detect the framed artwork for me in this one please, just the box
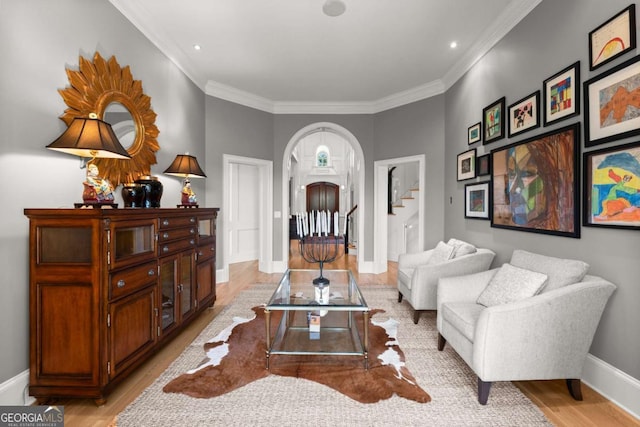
[508,91,540,137]
[584,54,640,147]
[483,97,505,144]
[490,123,580,238]
[476,154,491,176]
[468,122,481,144]
[465,181,491,220]
[457,148,477,181]
[583,140,640,230]
[589,4,636,71]
[543,61,580,126]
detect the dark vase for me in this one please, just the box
[135,176,163,208]
[121,183,145,208]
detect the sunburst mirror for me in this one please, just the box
[58,52,160,187]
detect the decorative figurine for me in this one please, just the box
[181,180,197,205]
[83,163,115,203]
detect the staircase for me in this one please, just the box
[388,183,419,261]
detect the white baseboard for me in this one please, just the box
[583,354,640,420]
[0,370,34,406]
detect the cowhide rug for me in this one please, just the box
[163,306,430,404]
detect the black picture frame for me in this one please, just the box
[483,97,505,144]
[476,154,491,176]
[589,4,636,71]
[508,91,540,137]
[457,148,477,181]
[490,123,580,238]
[583,140,640,230]
[584,54,640,147]
[543,61,580,126]
[468,122,481,144]
[465,181,491,220]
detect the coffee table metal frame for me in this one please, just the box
[264,269,370,370]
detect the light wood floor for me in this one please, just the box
[56,247,638,427]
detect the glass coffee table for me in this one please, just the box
[265,269,370,369]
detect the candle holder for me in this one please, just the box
[298,234,342,285]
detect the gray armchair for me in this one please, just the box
[397,239,495,324]
[437,250,616,405]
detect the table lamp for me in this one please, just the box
[163,153,207,207]
[46,114,131,207]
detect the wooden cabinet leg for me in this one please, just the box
[566,378,583,401]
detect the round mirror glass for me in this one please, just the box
[104,102,136,150]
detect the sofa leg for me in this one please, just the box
[398,292,403,303]
[478,379,492,405]
[566,379,583,401]
[413,310,421,324]
[437,333,446,351]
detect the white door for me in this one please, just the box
[228,162,259,263]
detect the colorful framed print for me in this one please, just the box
[476,154,491,176]
[468,122,481,144]
[457,148,477,181]
[490,123,580,238]
[465,181,491,220]
[589,4,636,71]
[584,54,640,147]
[508,91,540,137]
[483,97,505,144]
[543,61,580,126]
[583,140,640,230]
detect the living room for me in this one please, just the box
[0,0,638,425]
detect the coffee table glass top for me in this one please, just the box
[266,269,368,311]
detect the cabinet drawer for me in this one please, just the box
[159,237,196,257]
[196,244,215,262]
[110,261,157,300]
[159,216,196,230]
[158,226,197,243]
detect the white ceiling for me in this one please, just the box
[109,0,542,113]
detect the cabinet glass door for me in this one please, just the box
[180,253,194,318]
[112,220,156,269]
[159,257,177,330]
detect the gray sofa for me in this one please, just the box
[436,249,616,404]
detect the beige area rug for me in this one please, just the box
[117,284,552,426]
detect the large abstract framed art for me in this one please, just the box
[583,141,640,230]
[491,123,580,238]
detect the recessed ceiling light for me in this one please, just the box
[193,44,201,51]
[450,41,458,49]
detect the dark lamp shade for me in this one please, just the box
[46,117,131,159]
[163,154,206,178]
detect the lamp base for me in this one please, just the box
[74,202,118,209]
[177,204,199,208]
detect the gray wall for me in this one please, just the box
[444,0,640,381]
[0,0,205,384]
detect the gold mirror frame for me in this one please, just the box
[58,52,159,187]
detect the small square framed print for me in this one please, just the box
[468,122,481,144]
[465,181,490,220]
[589,5,636,71]
[543,61,580,126]
[476,153,491,176]
[508,91,540,137]
[483,97,506,144]
[457,148,477,181]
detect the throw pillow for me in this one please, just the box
[510,250,589,292]
[476,263,548,307]
[446,238,477,258]
[427,241,455,265]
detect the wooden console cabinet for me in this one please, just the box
[24,208,218,404]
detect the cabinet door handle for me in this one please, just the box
[189,228,196,234]
[117,279,126,288]
[148,269,155,276]
[190,217,196,223]
[162,246,169,253]
[163,232,169,239]
[162,219,170,226]
[189,239,195,245]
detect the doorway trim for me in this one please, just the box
[374,155,425,272]
[281,122,366,273]
[222,154,273,282]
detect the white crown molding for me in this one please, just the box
[111,0,542,115]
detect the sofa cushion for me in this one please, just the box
[441,302,485,342]
[427,241,455,265]
[510,250,589,292]
[447,238,477,258]
[476,263,548,307]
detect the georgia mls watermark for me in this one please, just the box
[0,406,64,427]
